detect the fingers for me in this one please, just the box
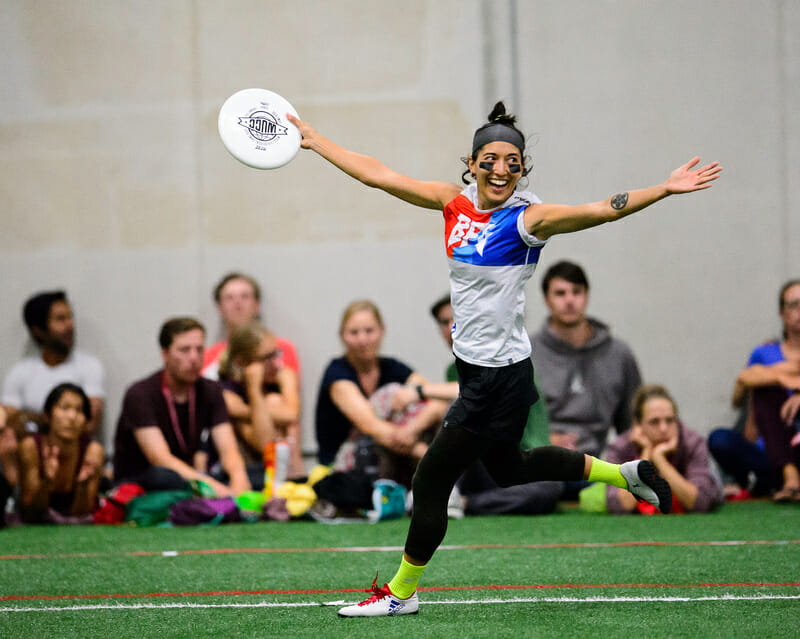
[683,157,701,170]
[781,396,800,424]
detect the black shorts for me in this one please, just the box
[443,356,538,443]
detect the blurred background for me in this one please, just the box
[1,0,798,455]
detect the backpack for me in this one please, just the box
[125,489,193,526]
[93,483,146,525]
[169,497,246,526]
[367,479,407,523]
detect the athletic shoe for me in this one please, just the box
[447,485,465,520]
[338,576,419,617]
[620,460,672,514]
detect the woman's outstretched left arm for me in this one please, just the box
[525,157,722,240]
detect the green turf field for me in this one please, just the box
[2,501,799,638]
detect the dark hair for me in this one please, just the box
[779,279,800,311]
[541,260,590,295]
[159,317,205,350]
[213,272,261,304]
[23,290,68,343]
[462,101,531,185]
[430,294,451,320]
[43,382,92,423]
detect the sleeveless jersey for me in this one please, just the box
[443,184,546,367]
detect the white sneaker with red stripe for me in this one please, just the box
[338,576,419,617]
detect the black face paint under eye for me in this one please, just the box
[478,161,522,174]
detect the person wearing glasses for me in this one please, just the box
[200,321,301,487]
[202,272,304,476]
[714,280,800,503]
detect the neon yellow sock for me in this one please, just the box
[587,457,627,489]
[387,557,427,599]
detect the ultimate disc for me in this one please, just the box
[218,88,301,169]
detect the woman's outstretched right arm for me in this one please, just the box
[287,114,460,211]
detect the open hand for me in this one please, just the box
[665,157,722,194]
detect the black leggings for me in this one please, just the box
[405,426,585,562]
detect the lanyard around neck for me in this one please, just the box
[161,372,196,456]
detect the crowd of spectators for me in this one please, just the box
[1,267,798,526]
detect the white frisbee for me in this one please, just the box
[218,88,301,170]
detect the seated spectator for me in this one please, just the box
[112,317,250,497]
[605,384,723,514]
[429,294,563,515]
[707,398,771,499]
[0,405,16,525]
[17,383,104,523]
[315,300,449,488]
[202,272,304,475]
[2,290,105,437]
[530,261,642,499]
[715,279,800,502]
[530,262,641,458]
[202,321,301,487]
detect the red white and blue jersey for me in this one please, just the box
[444,184,546,367]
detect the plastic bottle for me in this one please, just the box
[263,441,276,499]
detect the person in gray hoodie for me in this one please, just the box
[530,261,641,461]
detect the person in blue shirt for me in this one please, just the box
[713,280,800,502]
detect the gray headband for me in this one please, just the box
[471,122,525,157]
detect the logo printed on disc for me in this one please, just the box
[238,105,288,147]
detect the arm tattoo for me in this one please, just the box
[610,192,629,210]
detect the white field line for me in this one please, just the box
[3,593,800,613]
[3,539,799,562]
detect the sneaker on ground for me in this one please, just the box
[447,485,465,520]
[338,576,419,617]
[620,460,672,514]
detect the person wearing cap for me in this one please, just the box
[286,102,721,617]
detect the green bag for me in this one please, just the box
[125,490,193,526]
[578,482,607,513]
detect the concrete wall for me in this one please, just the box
[1,0,797,454]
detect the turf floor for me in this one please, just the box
[1,500,799,638]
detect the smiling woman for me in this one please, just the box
[285,101,721,617]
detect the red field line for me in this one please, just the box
[3,581,800,602]
[2,538,798,561]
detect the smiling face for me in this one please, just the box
[48,390,87,441]
[340,309,384,364]
[468,141,523,210]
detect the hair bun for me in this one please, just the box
[487,101,517,126]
